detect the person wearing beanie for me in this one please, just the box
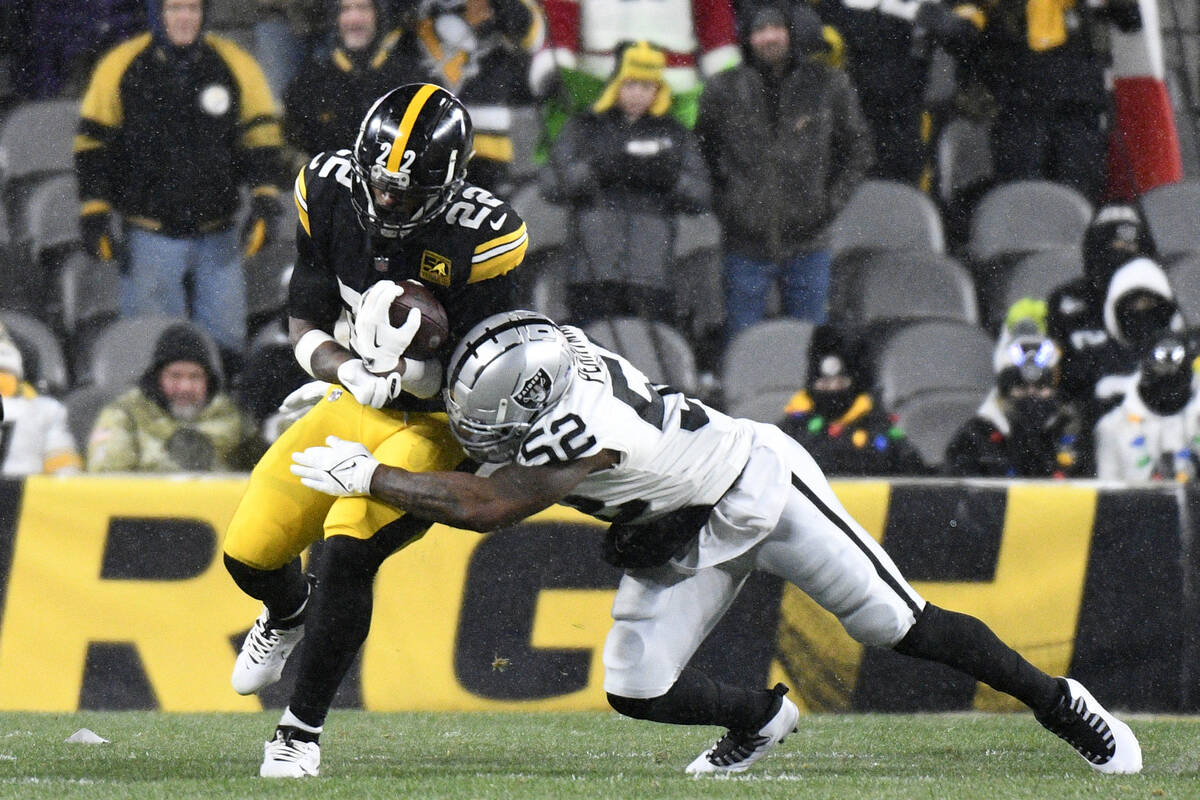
[74,0,286,360]
[0,329,82,476]
[1048,203,1160,409]
[283,0,428,164]
[86,323,256,473]
[944,329,1087,478]
[695,1,873,339]
[541,40,712,324]
[1095,333,1200,481]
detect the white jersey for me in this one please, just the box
[514,327,752,523]
[0,385,82,476]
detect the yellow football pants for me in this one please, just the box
[222,385,464,570]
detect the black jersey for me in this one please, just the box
[288,148,529,409]
[289,148,528,343]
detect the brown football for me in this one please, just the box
[389,279,450,360]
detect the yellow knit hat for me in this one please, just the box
[593,41,672,117]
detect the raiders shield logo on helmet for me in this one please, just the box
[514,368,552,410]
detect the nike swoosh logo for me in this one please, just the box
[490,213,508,231]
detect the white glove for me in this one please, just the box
[353,280,423,373]
[336,359,403,408]
[291,435,380,496]
[262,380,331,441]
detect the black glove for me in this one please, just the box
[240,191,282,258]
[80,204,127,267]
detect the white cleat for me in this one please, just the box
[1035,677,1142,774]
[260,729,320,778]
[232,607,305,695]
[685,684,800,775]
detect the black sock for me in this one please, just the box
[893,603,1062,713]
[607,667,776,731]
[224,554,308,622]
[276,725,319,744]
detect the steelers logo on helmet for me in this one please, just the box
[350,83,475,238]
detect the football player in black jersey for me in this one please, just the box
[221,83,528,777]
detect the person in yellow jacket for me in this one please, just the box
[74,0,287,364]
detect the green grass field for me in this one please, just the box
[0,710,1196,799]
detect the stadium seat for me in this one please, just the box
[726,387,797,424]
[873,319,993,408]
[985,247,1084,330]
[893,387,986,469]
[720,318,814,407]
[528,265,568,323]
[1167,254,1200,324]
[852,251,978,329]
[673,212,722,264]
[89,315,223,390]
[0,98,79,195]
[1140,179,1200,263]
[64,382,122,453]
[511,182,569,258]
[0,309,70,395]
[967,180,1093,264]
[936,117,994,208]
[58,250,120,333]
[830,179,946,256]
[583,317,699,394]
[244,240,292,335]
[22,172,80,263]
[508,105,543,186]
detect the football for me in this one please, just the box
[390,279,450,360]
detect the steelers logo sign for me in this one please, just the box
[199,84,232,116]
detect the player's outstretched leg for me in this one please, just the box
[684,684,800,775]
[1034,677,1142,774]
[225,555,310,695]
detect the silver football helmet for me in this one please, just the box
[445,311,575,463]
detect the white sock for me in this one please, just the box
[279,706,322,734]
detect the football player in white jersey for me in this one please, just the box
[291,310,1142,776]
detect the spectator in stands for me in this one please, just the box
[540,41,711,324]
[0,331,82,476]
[74,0,287,371]
[695,3,873,339]
[1091,256,1187,415]
[805,0,981,187]
[86,324,256,473]
[959,0,1142,201]
[534,0,741,129]
[944,328,1086,478]
[1095,333,1200,481]
[1048,203,1160,416]
[283,0,427,165]
[410,0,546,196]
[779,323,927,476]
[256,1,327,101]
[4,0,145,100]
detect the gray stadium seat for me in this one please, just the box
[853,251,978,328]
[673,212,721,263]
[1140,179,1200,262]
[873,319,993,408]
[23,173,80,262]
[244,240,293,331]
[726,387,797,424]
[89,315,224,390]
[0,310,70,395]
[64,382,122,453]
[528,266,568,322]
[1167,254,1200,325]
[508,105,543,185]
[936,117,994,207]
[893,388,986,469]
[720,318,814,407]
[0,98,79,192]
[968,180,1093,264]
[583,317,698,393]
[58,250,120,335]
[987,247,1084,330]
[830,179,946,257]
[511,182,568,258]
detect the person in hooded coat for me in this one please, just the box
[1095,333,1200,481]
[86,324,255,472]
[283,0,429,162]
[779,323,927,476]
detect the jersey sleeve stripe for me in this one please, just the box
[294,167,311,236]
[468,224,528,283]
[386,83,440,172]
[472,222,527,259]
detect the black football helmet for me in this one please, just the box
[351,83,474,238]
